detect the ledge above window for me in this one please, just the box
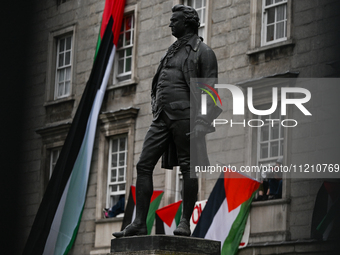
[247,39,295,56]
[107,77,139,90]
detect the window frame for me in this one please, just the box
[111,5,138,88]
[261,0,288,46]
[36,122,71,195]
[49,147,61,179]
[248,0,292,53]
[46,25,76,102]
[106,135,128,209]
[55,34,73,100]
[257,104,285,168]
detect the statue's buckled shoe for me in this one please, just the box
[173,219,191,236]
[112,222,147,238]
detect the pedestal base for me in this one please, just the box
[111,235,220,255]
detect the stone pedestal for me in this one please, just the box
[110,235,221,255]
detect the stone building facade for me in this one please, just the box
[8,0,340,254]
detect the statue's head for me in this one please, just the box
[170,5,200,38]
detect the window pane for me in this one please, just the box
[196,0,202,9]
[52,150,59,163]
[202,8,206,24]
[65,52,71,65]
[261,125,269,141]
[58,53,64,67]
[66,36,72,50]
[118,34,123,48]
[267,24,274,42]
[118,168,125,181]
[111,185,117,192]
[126,16,132,30]
[65,81,70,95]
[271,108,279,119]
[275,0,284,3]
[277,5,285,21]
[118,50,124,59]
[59,38,65,52]
[266,0,273,6]
[276,22,285,39]
[125,31,131,46]
[126,47,132,57]
[120,20,124,32]
[58,83,64,97]
[267,8,275,24]
[66,67,71,80]
[112,154,117,167]
[112,139,118,152]
[197,9,202,21]
[118,184,125,191]
[126,57,131,72]
[270,141,279,157]
[119,138,126,150]
[118,59,124,74]
[111,170,117,182]
[271,123,279,139]
[198,27,204,38]
[119,153,125,166]
[260,144,269,159]
[58,69,64,82]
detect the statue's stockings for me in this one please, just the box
[133,168,198,226]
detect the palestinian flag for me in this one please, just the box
[22,1,126,254]
[155,200,182,235]
[311,181,340,240]
[192,170,260,255]
[121,186,164,235]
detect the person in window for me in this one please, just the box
[267,158,283,199]
[113,5,221,238]
[254,169,269,201]
[103,195,125,218]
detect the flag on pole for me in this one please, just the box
[155,200,182,235]
[121,185,164,235]
[23,1,126,254]
[192,170,260,255]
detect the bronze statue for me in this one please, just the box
[113,4,220,238]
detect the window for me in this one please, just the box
[49,148,61,179]
[262,0,287,46]
[113,11,136,85]
[107,136,127,207]
[248,0,292,54]
[186,0,207,39]
[55,35,73,99]
[46,26,75,102]
[257,105,284,166]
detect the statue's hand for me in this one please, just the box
[192,123,210,138]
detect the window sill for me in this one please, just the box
[95,216,124,224]
[246,39,295,56]
[108,78,139,90]
[44,96,75,107]
[251,198,290,207]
